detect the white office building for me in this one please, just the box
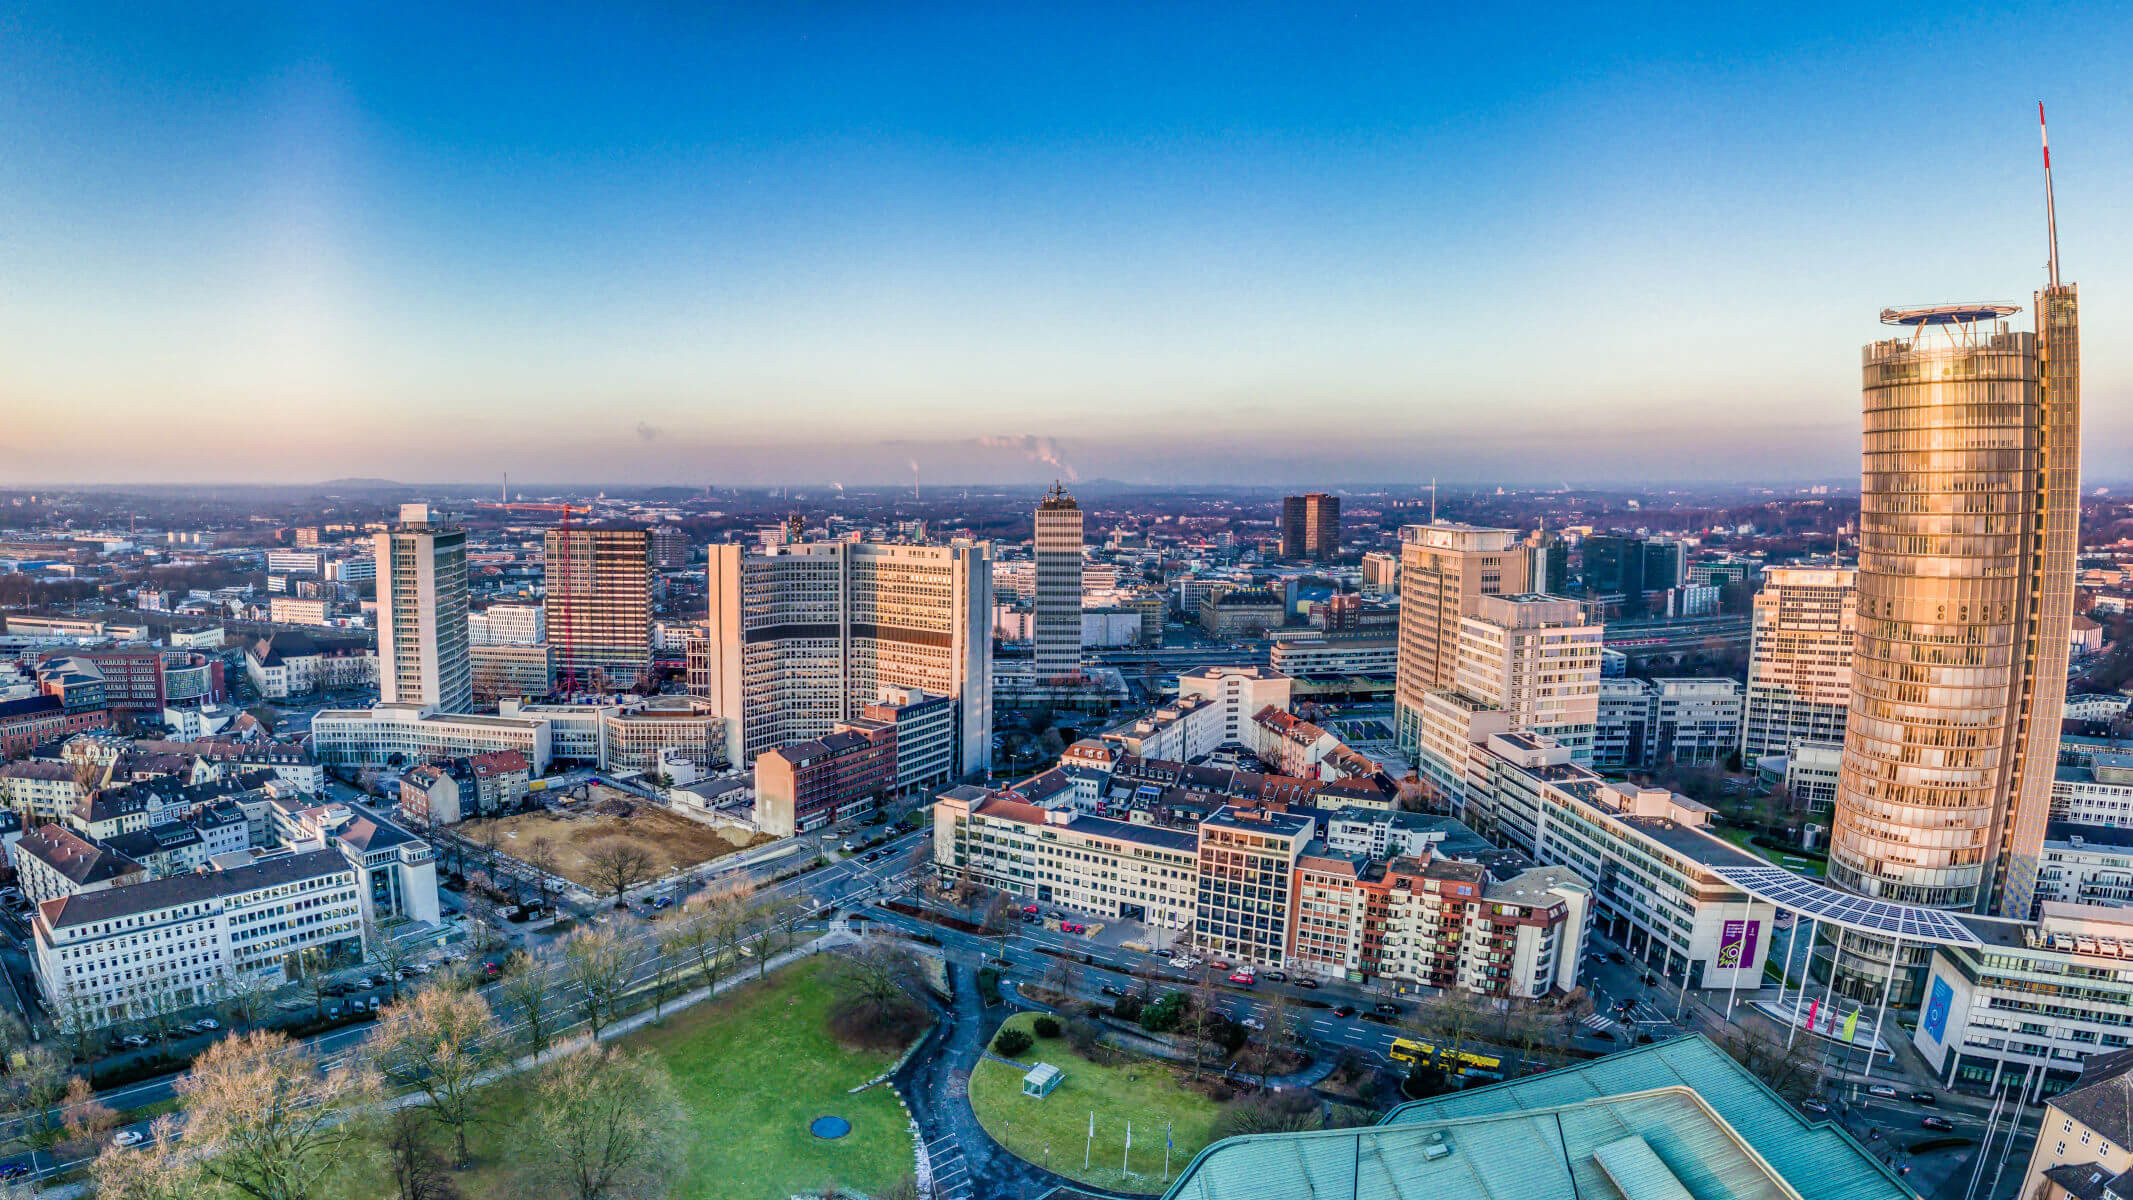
[33,850,364,1024]
[375,505,472,714]
[1033,484,1084,679]
[692,539,993,776]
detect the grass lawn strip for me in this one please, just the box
[292,954,913,1200]
[967,1012,1222,1195]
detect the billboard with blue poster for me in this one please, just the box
[1923,975,1953,1043]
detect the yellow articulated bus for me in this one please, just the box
[1389,1038,1503,1078]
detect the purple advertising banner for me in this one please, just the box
[1716,919,1760,970]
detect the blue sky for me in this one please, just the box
[3,2,2130,486]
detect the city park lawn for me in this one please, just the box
[299,955,917,1200]
[968,1011,1224,1195]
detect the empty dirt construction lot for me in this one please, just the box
[464,799,768,888]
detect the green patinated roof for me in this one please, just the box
[1160,1036,1916,1200]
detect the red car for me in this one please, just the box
[1228,971,1255,986]
[1022,904,1039,914]
[1061,922,1083,934]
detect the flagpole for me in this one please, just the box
[1085,1111,1093,1171]
[1166,1119,1173,1179]
[1123,1119,1132,1177]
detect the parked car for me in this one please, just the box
[1372,1001,1402,1016]
[1868,1084,1898,1099]
[1262,970,1288,982]
[1921,1116,1955,1132]
[1607,951,1626,964]
[1228,971,1255,985]
[1293,977,1320,989]
[1022,905,1040,915]
[1801,1098,1830,1115]
[1241,1016,1264,1030]
[0,1161,31,1180]
[119,1035,149,1048]
[1333,1005,1357,1018]
[111,1130,145,1149]
[648,896,674,911]
[1100,984,1127,997]
[196,1018,221,1031]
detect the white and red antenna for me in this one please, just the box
[2040,101,2061,288]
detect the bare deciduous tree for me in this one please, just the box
[1715,1023,1822,1102]
[382,1107,463,1200]
[366,921,419,1004]
[58,1075,118,1160]
[583,838,657,908]
[523,837,561,910]
[511,1041,684,1200]
[562,927,635,1041]
[214,970,276,1033]
[500,950,563,1057]
[87,1114,199,1200]
[2,1048,72,1154]
[367,987,503,1166]
[175,1030,382,1200]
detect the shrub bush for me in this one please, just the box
[1066,1017,1104,1056]
[993,1028,1034,1057]
[1032,1016,1062,1039]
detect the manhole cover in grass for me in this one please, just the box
[810,1116,852,1140]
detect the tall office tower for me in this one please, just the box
[1525,529,1570,594]
[647,524,691,569]
[543,527,652,691]
[694,540,993,775]
[375,504,471,714]
[1360,551,1401,597]
[1033,483,1084,680]
[1641,540,1686,592]
[1739,566,1856,764]
[1449,593,1604,760]
[1280,493,1341,561]
[785,513,805,544]
[1828,291,2080,926]
[1392,523,1532,753]
[1580,534,1644,600]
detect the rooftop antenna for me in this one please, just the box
[2040,101,2061,288]
[502,472,508,504]
[1430,477,1437,523]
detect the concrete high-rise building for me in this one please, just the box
[466,604,545,647]
[1280,494,1340,561]
[1033,483,1083,680]
[544,528,651,692]
[648,524,691,570]
[692,540,992,776]
[1360,551,1400,597]
[375,504,471,714]
[1450,594,1604,761]
[1740,566,1856,764]
[1393,523,1531,754]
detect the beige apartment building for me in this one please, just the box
[1393,523,1531,756]
[1740,566,1855,763]
[543,527,651,691]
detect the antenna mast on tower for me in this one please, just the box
[2040,101,2061,288]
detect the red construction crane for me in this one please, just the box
[476,502,593,695]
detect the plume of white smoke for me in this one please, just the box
[829,481,845,492]
[977,435,1078,482]
[907,459,921,476]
